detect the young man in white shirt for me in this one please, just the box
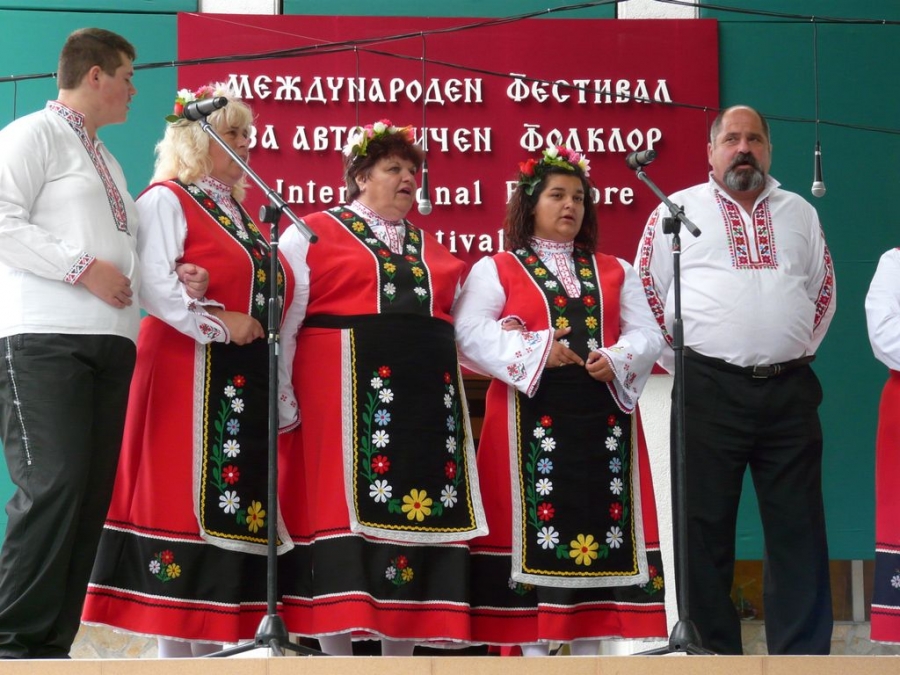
[0,27,140,659]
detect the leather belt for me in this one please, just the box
[684,347,815,379]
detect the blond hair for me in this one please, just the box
[151,96,253,202]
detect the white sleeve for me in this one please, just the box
[597,259,667,412]
[453,256,553,397]
[277,223,312,430]
[866,249,900,370]
[135,186,228,343]
[0,120,88,280]
[805,207,837,353]
[635,203,676,373]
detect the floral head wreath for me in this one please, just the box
[516,146,591,196]
[165,82,238,124]
[342,119,417,163]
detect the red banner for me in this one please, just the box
[177,14,718,266]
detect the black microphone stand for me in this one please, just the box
[194,112,322,658]
[630,162,713,656]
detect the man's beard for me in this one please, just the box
[724,152,765,192]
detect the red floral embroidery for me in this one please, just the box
[537,502,555,521]
[222,465,240,484]
[372,455,391,474]
[609,502,623,521]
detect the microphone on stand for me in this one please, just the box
[811,140,826,198]
[625,149,657,171]
[417,159,433,215]
[183,96,229,121]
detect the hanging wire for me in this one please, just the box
[813,18,821,146]
[2,2,899,135]
[353,46,360,129]
[420,33,427,154]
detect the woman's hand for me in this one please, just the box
[546,327,584,369]
[586,350,615,382]
[207,308,264,345]
[176,263,210,299]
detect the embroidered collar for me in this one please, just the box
[707,172,780,212]
[47,100,85,130]
[197,175,235,204]
[195,175,245,230]
[529,236,575,259]
[350,200,405,228]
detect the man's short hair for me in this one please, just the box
[57,28,136,90]
[709,105,771,145]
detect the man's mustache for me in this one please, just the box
[729,152,761,172]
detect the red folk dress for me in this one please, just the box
[82,180,294,643]
[276,206,486,643]
[456,245,668,645]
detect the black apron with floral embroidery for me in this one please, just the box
[302,208,485,543]
[508,245,645,587]
[173,180,291,554]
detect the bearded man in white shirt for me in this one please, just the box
[0,28,142,659]
[636,105,836,655]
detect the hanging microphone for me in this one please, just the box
[183,96,229,121]
[417,159,433,215]
[811,140,826,198]
[625,149,657,171]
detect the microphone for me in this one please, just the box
[625,149,657,171]
[183,96,228,121]
[417,159,433,215]
[811,141,826,198]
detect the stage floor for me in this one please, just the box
[3,655,900,675]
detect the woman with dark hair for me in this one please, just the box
[454,147,668,654]
[276,120,486,655]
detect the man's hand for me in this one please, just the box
[78,258,133,308]
[176,263,210,300]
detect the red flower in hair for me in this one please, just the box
[518,158,538,177]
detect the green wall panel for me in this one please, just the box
[713,7,900,559]
[0,1,194,11]
[701,0,898,22]
[284,0,616,18]
[0,9,179,535]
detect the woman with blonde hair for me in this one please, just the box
[82,83,294,656]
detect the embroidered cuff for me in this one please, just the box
[64,253,95,285]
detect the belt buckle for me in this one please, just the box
[751,364,780,378]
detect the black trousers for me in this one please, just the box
[682,356,833,655]
[0,334,135,658]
